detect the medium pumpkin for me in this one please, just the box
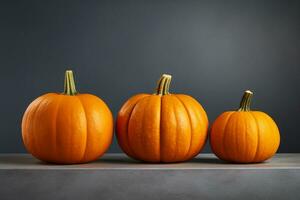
[116,74,209,163]
[210,90,280,163]
[22,70,113,164]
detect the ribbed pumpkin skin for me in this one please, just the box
[210,111,280,163]
[116,93,209,163]
[22,93,113,164]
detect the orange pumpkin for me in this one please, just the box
[116,74,209,163]
[22,70,113,164]
[210,90,280,163]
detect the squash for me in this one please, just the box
[21,70,113,164]
[210,90,280,163]
[116,74,209,163]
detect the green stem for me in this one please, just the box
[156,74,172,95]
[238,90,253,111]
[63,70,78,95]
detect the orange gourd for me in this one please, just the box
[116,74,209,163]
[22,70,113,164]
[210,90,280,163]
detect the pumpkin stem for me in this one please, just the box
[156,74,172,95]
[63,70,78,95]
[238,90,253,111]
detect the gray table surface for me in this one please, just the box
[0,153,299,169]
[0,153,300,200]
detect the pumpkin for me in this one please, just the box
[210,90,280,163]
[22,70,113,164]
[116,74,209,163]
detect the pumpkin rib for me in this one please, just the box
[178,94,208,159]
[267,113,280,159]
[57,96,88,163]
[264,113,280,159]
[140,97,150,160]
[250,112,260,162]
[222,112,235,161]
[190,97,208,159]
[159,95,162,161]
[242,113,248,162]
[235,113,246,162]
[170,96,179,162]
[257,113,271,162]
[160,95,177,162]
[22,96,45,159]
[31,95,52,161]
[141,95,161,162]
[260,113,274,160]
[174,95,193,161]
[128,96,149,160]
[234,113,247,162]
[53,96,66,163]
[52,94,63,162]
[78,94,114,163]
[233,114,240,161]
[253,112,276,162]
[124,96,149,160]
[147,95,161,161]
[34,93,59,161]
[226,113,237,161]
[46,94,65,162]
[172,97,179,161]
[116,94,148,159]
[139,97,150,160]
[244,112,257,163]
[270,114,280,150]
[77,96,89,162]
[171,95,191,162]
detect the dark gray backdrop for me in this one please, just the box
[0,0,299,153]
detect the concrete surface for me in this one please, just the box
[0,153,299,200]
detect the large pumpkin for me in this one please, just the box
[22,70,113,164]
[116,74,209,163]
[210,90,280,163]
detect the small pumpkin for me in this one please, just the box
[210,90,280,163]
[116,74,209,163]
[22,70,113,164]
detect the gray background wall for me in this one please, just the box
[0,0,299,153]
